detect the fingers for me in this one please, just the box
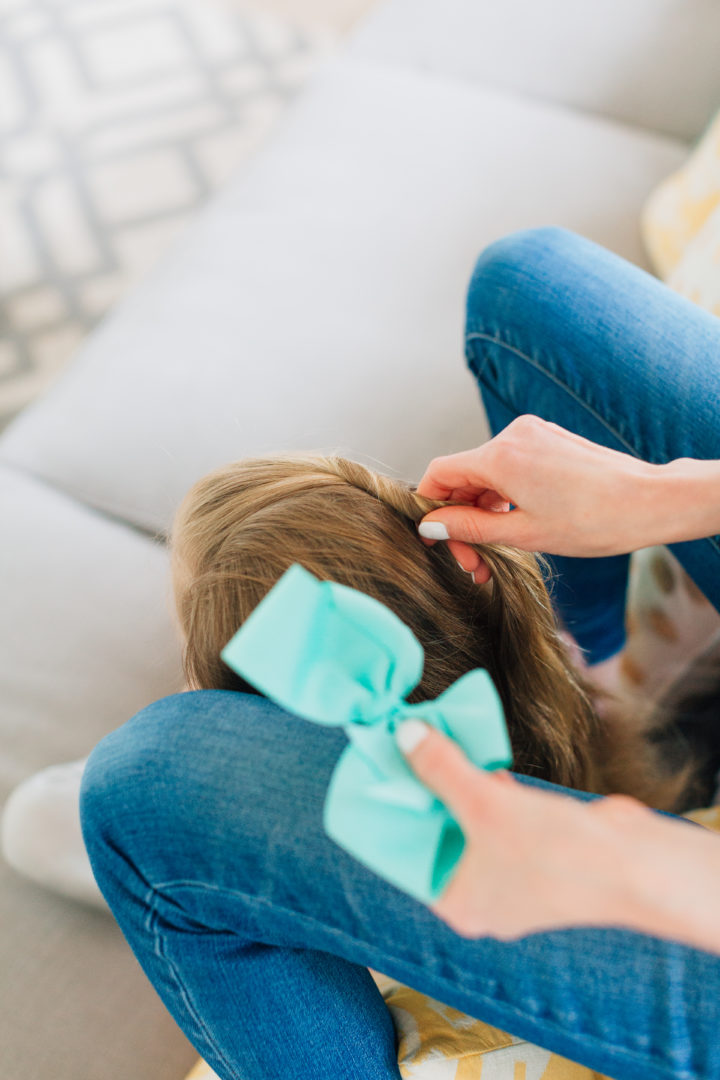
[447,540,491,584]
[416,448,493,500]
[416,419,543,502]
[477,490,511,513]
[419,535,492,585]
[395,721,505,828]
[418,505,529,547]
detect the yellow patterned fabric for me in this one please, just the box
[183,131,720,1080]
[641,108,720,304]
[363,972,610,1080]
[686,805,720,831]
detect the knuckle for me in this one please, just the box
[506,414,547,451]
[460,516,491,544]
[426,453,448,474]
[489,435,521,472]
[509,414,542,437]
[432,451,462,476]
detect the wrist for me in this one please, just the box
[651,458,720,545]
[607,809,720,953]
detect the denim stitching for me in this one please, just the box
[465,330,642,457]
[465,329,720,559]
[144,883,242,1080]
[149,877,698,1080]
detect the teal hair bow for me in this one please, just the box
[221,563,512,906]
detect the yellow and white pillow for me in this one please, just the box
[183,111,720,1080]
[641,108,720,310]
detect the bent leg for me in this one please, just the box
[464,227,720,662]
[80,690,720,1080]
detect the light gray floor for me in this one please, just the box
[0,861,198,1080]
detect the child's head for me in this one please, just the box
[170,452,601,791]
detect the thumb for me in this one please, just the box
[395,719,493,827]
[418,505,528,547]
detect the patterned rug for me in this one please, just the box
[0,0,330,431]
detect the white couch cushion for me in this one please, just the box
[0,59,688,536]
[0,464,182,791]
[0,463,189,1078]
[351,0,720,142]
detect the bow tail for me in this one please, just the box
[323,744,465,905]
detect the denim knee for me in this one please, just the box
[79,692,192,899]
[79,690,252,897]
[463,225,649,429]
[79,689,349,908]
[463,227,578,417]
[465,227,580,334]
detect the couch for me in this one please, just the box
[2,2,720,1078]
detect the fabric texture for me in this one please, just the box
[349,0,720,142]
[642,109,720,284]
[0,0,326,433]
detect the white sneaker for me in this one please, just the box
[1,758,109,911]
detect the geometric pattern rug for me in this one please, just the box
[0,0,330,431]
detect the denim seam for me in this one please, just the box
[465,329,720,560]
[150,876,696,1080]
[144,883,242,1080]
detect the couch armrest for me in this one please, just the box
[350,0,720,142]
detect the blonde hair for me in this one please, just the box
[171,452,606,791]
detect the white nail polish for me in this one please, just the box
[418,521,449,540]
[395,718,430,754]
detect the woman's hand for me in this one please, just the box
[395,719,720,952]
[415,415,720,575]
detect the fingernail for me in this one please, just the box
[395,718,431,754]
[456,560,473,575]
[418,521,449,540]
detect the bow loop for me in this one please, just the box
[221,563,422,728]
[221,563,512,905]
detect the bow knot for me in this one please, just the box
[221,563,512,905]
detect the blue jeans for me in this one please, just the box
[80,228,720,1080]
